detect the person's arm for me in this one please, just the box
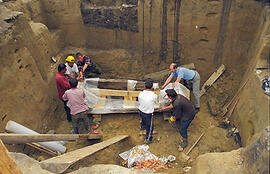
[82,64,88,73]
[162,76,173,89]
[175,78,182,83]
[67,74,75,79]
[79,71,83,78]
[83,91,86,99]
[82,56,91,72]
[75,72,81,80]
[160,104,173,112]
[62,92,68,101]
[61,77,70,90]
[65,68,74,79]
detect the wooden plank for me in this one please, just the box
[200,64,226,96]
[0,134,101,144]
[98,89,159,98]
[40,135,129,173]
[97,79,145,91]
[0,140,23,174]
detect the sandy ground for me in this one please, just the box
[5,83,240,173]
[48,94,239,173]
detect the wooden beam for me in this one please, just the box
[86,78,146,90]
[0,134,101,144]
[40,135,128,173]
[200,64,226,96]
[0,140,22,174]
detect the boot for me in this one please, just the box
[179,138,188,148]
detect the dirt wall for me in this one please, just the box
[0,0,268,140]
[0,5,61,132]
[231,6,270,146]
[3,0,265,83]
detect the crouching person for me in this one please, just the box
[160,89,196,151]
[138,79,158,144]
[62,79,91,134]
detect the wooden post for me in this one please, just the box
[0,140,22,174]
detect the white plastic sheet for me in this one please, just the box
[119,144,175,168]
[78,79,189,114]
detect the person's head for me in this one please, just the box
[145,78,153,90]
[69,78,78,88]
[66,56,75,67]
[165,89,177,99]
[58,63,66,73]
[169,63,178,73]
[76,52,83,62]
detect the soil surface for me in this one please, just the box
[47,96,239,173]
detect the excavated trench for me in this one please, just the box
[0,0,269,174]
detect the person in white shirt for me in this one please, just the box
[138,79,158,144]
[65,56,82,81]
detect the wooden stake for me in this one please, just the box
[26,143,57,156]
[200,64,226,97]
[0,140,22,174]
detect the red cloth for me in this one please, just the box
[55,72,70,100]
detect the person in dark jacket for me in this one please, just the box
[160,89,196,151]
[76,52,103,78]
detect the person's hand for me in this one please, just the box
[172,83,175,88]
[161,85,165,89]
[160,108,164,112]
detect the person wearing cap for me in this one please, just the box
[65,55,81,81]
[161,63,200,113]
[160,89,196,151]
[55,63,72,122]
[76,52,103,78]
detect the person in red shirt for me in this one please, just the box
[55,63,72,122]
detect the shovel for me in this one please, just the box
[181,132,205,161]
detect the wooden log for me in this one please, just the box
[40,135,129,174]
[86,78,146,91]
[0,134,101,144]
[0,140,22,174]
[200,64,226,97]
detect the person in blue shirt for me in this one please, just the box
[162,63,200,113]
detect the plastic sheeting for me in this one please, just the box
[5,120,66,154]
[119,144,175,168]
[78,79,189,114]
[127,80,137,91]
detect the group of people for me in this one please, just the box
[55,53,102,134]
[138,63,200,151]
[55,58,201,151]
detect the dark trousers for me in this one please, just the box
[177,119,193,139]
[139,111,154,141]
[63,100,72,122]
